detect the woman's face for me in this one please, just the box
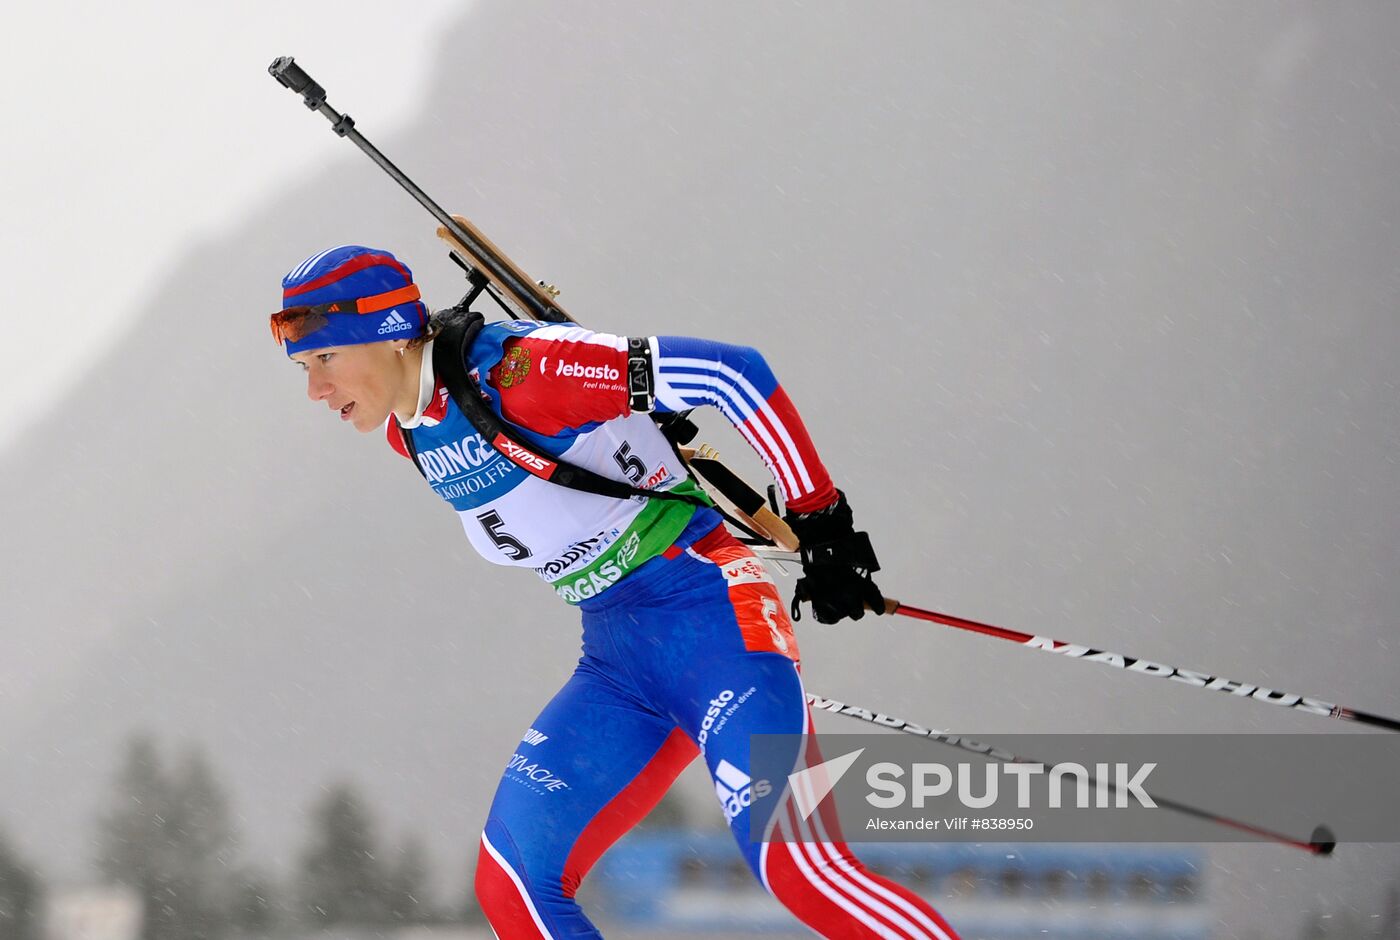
[290,340,410,433]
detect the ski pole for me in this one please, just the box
[682,449,1397,734]
[746,537,1399,733]
[803,692,1338,856]
[664,408,1392,737]
[680,430,1395,735]
[880,599,1400,734]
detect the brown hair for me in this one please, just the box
[404,311,448,351]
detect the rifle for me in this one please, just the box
[267,56,796,549]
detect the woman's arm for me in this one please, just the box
[489,326,837,512]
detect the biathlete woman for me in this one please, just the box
[272,244,959,940]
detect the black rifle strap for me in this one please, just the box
[396,414,424,478]
[399,311,709,508]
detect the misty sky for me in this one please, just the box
[0,0,462,451]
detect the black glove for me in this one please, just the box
[785,490,885,624]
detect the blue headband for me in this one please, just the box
[276,245,428,355]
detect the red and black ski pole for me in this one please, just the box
[734,510,1397,734]
[882,599,1400,733]
[740,536,1396,733]
[698,461,1397,735]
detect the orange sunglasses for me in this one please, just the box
[270,284,421,345]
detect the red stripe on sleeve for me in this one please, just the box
[759,385,837,513]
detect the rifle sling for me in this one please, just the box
[396,312,709,510]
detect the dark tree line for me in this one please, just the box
[97,738,238,939]
[0,736,700,940]
[90,734,465,939]
[0,830,41,940]
[296,783,438,928]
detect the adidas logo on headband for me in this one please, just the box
[377,310,415,335]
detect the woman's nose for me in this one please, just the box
[306,371,332,402]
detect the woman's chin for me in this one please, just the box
[350,405,384,433]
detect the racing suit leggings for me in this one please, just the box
[474,523,959,939]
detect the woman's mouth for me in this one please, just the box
[340,402,356,421]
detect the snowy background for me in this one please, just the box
[2,1,1398,936]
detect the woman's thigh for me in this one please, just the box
[480,659,698,898]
